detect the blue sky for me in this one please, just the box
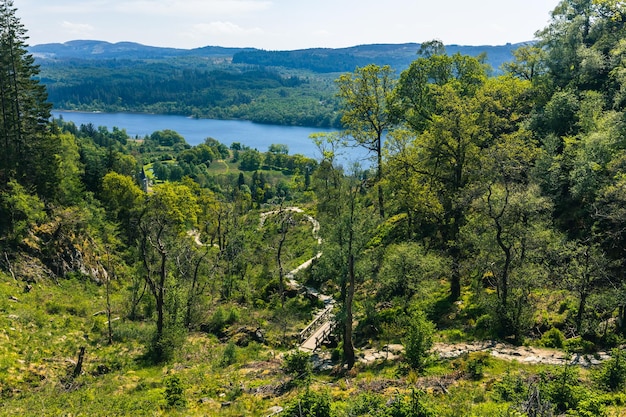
[15,0,560,50]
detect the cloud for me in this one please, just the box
[61,21,95,37]
[114,0,273,16]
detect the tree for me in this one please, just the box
[0,0,59,199]
[138,182,200,361]
[552,241,613,334]
[336,64,395,218]
[390,53,491,300]
[101,172,144,244]
[403,309,436,371]
[390,69,532,301]
[315,163,376,369]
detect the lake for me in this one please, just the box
[52,111,367,162]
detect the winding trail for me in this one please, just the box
[259,207,615,366]
[260,207,333,351]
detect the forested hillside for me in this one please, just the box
[2,0,626,416]
[29,41,519,128]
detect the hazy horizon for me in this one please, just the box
[15,0,558,51]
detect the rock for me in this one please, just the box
[230,326,266,347]
[23,284,32,293]
[95,364,110,375]
[8,296,18,302]
[384,344,404,354]
[221,401,232,407]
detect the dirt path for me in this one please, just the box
[353,341,612,368]
[432,340,611,367]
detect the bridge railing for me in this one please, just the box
[299,305,333,343]
[313,320,336,351]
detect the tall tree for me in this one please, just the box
[336,64,395,218]
[0,0,57,198]
[138,182,200,361]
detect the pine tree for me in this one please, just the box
[0,0,58,198]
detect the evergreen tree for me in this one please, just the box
[0,0,58,199]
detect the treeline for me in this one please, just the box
[231,43,520,74]
[39,58,341,127]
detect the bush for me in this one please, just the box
[493,370,529,403]
[283,389,331,417]
[203,305,240,337]
[149,324,186,363]
[380,389,435,417]
[220,342,237,367]
[465,352,489,380]
[163,374,186,409]
[539,327,565,349]
[403,310,436,371]
[283,350,312,386]
[595,349,626,392]
[564,336,596,354]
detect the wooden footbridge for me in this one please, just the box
[260,207,336,352]
[298,301,336,352]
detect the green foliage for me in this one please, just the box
[163,374,187,409]
[493,370,530,403]
[403,310,436,371]
[204,305,240,337]
[283,350,312,386]
[595,348,626,391]
[219,342,237,367]
[283,389,331,417]
[464,352,490,381]
[539,328,566,349]
[380,389,435,417]
[0,179,46,244]
[342,392,386,416]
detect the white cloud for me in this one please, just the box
[114,0,273,16]
[61,21,95,37]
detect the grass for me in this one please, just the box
[2,268,626,416]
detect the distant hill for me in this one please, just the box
[28,40,527,127]
[232,43,527,73]
[29,40,526,73]
[29,40,256,60]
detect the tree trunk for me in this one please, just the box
[344,253,356,369]
[376,135,385,218]
[72,346,86,379]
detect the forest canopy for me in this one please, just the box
[1,0,626,416]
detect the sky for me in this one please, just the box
[14,0,560,51]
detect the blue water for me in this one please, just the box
[52,111,360,162]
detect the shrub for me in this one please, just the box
[283,389,331,417]
[539,327,565,349]
[493,370,529,403]
[163,374,187,409]
[149,324,186,363]
[595,348,626,392]
[220,342,237,367]
[465,352,489,380]
[283,350,312,386]
[403,309,436,371]
[564,336,596,354]
[204,306,240,336]
[380,389,435,417]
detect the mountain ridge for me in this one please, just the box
[29,39,527,72]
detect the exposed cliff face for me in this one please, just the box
[8,207,107,283]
